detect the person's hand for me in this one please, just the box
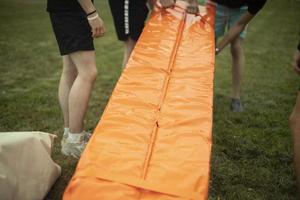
[88,14,105,38]
[292,50,300,75]
[215,47,220,55]
[186,0,199,14]
[160,0,175,9]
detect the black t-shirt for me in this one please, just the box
[47,0,93,13]
[214,0,267,15]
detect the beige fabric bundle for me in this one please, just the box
[0,132,61,200]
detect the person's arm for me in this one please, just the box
[215,11,254,55]
[292,41,300,75]
[77,0,105,38]
[215,0,267,54]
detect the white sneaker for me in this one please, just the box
[61,131,92,159]
[61,131,91,146]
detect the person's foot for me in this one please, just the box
[61,132,92,159]
[231,98,244,112]
[61,131,91,146]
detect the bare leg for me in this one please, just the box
[122,37,137,68]
[59,56,77,128]
[290,92,300,196]
[230,37,244,99]
[68,50,98,133]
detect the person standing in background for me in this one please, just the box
[47,0,105,158]
[213,0,267,112]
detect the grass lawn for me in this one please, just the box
[0,0,299,199]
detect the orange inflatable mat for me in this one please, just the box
[64,2,216,200]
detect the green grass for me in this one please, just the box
[0,0,299,199]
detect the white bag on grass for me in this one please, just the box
[0,132,61,200]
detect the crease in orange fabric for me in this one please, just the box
[75,169,201,199]
[63,1,216,200]
[141,9,187,181]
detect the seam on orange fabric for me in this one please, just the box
[140,11,187,180]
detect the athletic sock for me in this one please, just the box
[67,132,83,143]
[64,127,69,137]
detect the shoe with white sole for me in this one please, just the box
[61,131,92,159]
[61,131,91,146]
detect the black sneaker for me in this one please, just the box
[231,98,244,112]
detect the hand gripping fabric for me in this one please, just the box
[63,2,216,200]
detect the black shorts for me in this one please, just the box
[49,12,94,55]
[108,0,149,41]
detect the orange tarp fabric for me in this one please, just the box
[64,2,215,199]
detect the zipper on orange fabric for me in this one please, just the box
[140,11,187,180]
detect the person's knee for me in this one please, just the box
[72,52,98,82]
[90,66,98,82]
[63,57,77,75]
[230,39,243,58]
[63,63,77,76]
[80,65,97,83]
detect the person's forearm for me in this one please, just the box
[216,23,246,51]
[78,0,96,14]
[216,11,254,54]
